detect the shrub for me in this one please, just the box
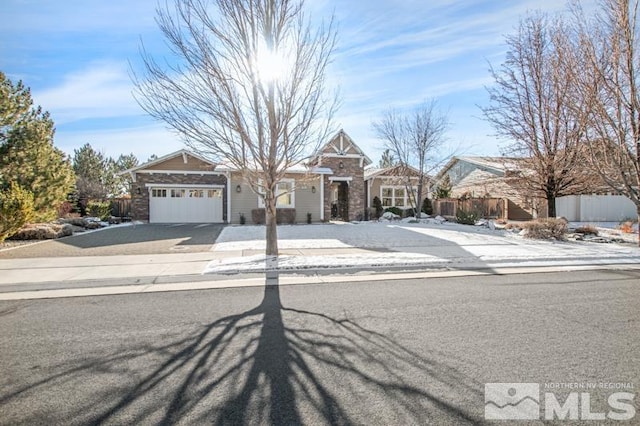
[86,200,111,221]
[239,212,246,225]
[10,223,73,240]
[251,208,296,225]
[618,220,635,234]
[521,218,568,240]
[0,182,35,242]
[422,197,433,215]
[384,206,403,217]
[372,196,384,219]
[306,212,312,224]
[455,208,479,225]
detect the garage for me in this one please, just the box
[149,186,224,223]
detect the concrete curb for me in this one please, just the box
[1,263,638,301]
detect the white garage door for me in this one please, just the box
[149,187,223,223]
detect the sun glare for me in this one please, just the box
[254,42,290,84]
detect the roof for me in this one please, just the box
[364,164,423,180]
[311,129,373,166]
[120,149,217,175]
[434,156,524,181]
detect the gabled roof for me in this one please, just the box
[364,164,423,180]
[311,129,372,166]
[122,149,217,174]
[434,156,524,181]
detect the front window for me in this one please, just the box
[380,186,415,208]
[258,179,295,208]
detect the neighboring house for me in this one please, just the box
[434,156,637,221]
[125,130,379,224]
[364,164,426,212]
[434,156,541,220]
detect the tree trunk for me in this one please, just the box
[637,209,640,247]
[547,193,557,218]
[265,193,279,257]
[415,183,423,219]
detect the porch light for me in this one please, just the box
[136,187,141,195]
[311,186,316,193]
[236,184,242,193]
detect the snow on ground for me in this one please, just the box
[205,221,639,273]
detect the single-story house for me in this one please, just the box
[433,156,637,221]
[124,130,429,224]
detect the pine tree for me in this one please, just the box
[378,149,396,169]
[73,143,108,201]
[0,72,75,222]
[433,174,452,199]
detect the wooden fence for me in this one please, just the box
[433,198,505,219]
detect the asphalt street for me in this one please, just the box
[1,270,638,425]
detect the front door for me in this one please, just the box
[330,182,349,221]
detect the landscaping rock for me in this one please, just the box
[382,211,400,220]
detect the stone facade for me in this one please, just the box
[320,156,366,222]
[131,173,228,221]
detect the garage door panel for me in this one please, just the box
[149,187,223,223]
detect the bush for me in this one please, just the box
[10,223,73,240]
[422,197,433,215]
[239,212,246,225]
[306,212,312,224]
[521,218,568,240]
[86,200,111,221]
[455,208,479,225]
[0,182,35,242]
[372,196,384,219]
[384,206,403,217]
[251,208,296,225]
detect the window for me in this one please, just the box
[258,179,295,208]
[207,189,222,198]
[380,186,416,208]
[151,189,167,198]
[171,189,185,198]
[189,189,204,198]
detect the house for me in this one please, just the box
[125,130,440,224]
[433,156,541,220]
[364,164,427,214]
[433,156,638,222]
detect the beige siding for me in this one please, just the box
[229,173,322,224]
[146,154,214,171]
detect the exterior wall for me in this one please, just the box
[229,173,322,224]
[145,155,214,171]
[131,173,228,222]
[321,157,365,221]
[556,195,637,221]
[367,176,424,207]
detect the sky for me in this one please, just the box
[0,0,593,165]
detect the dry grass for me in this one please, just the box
[9,223,73,240]
[618,221,635,234]
[521,218,568,240]
[574,225,599,236]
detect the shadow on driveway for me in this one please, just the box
[0,224,225,259]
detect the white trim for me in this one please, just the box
[322,153,367,160]
[380,185,417,208]
[320,176,325,221]
[329,176,353,182]
[137,170,226,176]
[182,152,188,163]
[226,172,231,224]
[257,178,296,209]
[145,183,225,189]
[121,149,218,175]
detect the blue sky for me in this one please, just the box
[0,0,592,164]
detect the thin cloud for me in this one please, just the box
[34,62,142,124]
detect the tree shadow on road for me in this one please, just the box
[1,284,487,425]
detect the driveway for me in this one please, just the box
[0,224,225,259]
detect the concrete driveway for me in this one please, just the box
[0,223,225,259]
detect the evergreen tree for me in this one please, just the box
[0,72,75,222]
[433,174,452,199]
[73,143,107,201]
[378,149,396,169]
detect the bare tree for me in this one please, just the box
[571,0,640,243]
[372,100,449,218]
[133,0,337,256]
[482,13,591,218]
